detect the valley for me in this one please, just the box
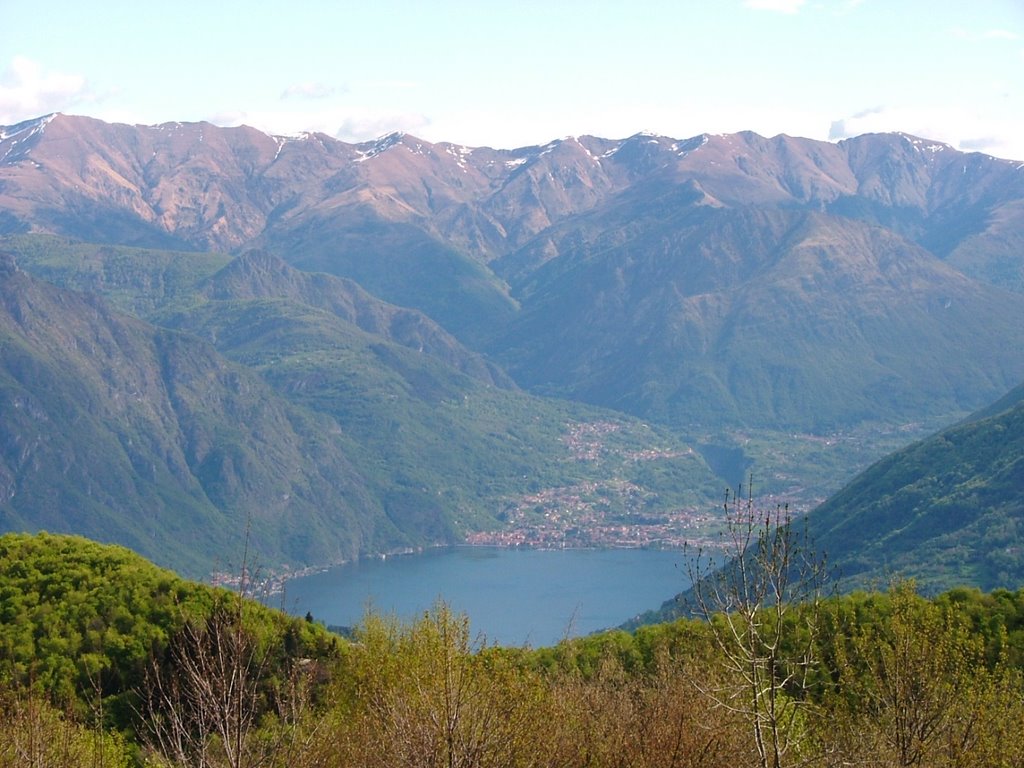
[465,488,714,549]
[6,5,1024,766]
[0,114,1022,599]
[5,5,1024,765]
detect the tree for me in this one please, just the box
[0,685,130,768]
[140,600,263,768]
[331,604,544,768]
[687,484,827,768]
[825,581,1024,767]
[137,532,321,768]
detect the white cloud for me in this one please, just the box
[204,109,248,127]
[281,81,340,100]
[828,105,1024,162]
[205,105,430,142]
[0,56,95,124]
[742,0,806,13]
[333,112,431,143]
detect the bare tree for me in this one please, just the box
[687,483,827,768]
[140,598,264,768]
[138,526,317,768]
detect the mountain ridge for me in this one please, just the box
[3,113,1024,578]
[5,114,1022,264]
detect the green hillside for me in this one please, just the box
[0,253,400,576]
[0,236,723,573]
[633,383,1024,627]
[805,384,1024,592]
[0,233,231,315]
[5,532,1024,768]
[0,532,338,720]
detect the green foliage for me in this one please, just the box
[0,533,197,706]
[314,605,551,768]
[304,604,748,768]
[813,582,1024,767]
[7,536,1024,767]
[0,687,133,768]
[0,532,339,737]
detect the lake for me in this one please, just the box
[281,547,693,647]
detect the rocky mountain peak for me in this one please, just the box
[2,113,1022,299]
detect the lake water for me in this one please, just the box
[281,547,693,647]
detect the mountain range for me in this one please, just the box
[2,113,1023,579]
[4,114,1022,424]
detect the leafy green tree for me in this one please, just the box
[816,581,1024,767]
[329,604,545,768]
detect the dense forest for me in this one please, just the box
[4,532,1024,767]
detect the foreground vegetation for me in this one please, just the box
[4,531,1024,767]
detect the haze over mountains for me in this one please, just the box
[2,113,1023,579]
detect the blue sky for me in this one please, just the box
[3,0,1023,159]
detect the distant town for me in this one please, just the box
[463,500,719,550]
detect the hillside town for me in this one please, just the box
[464,499,720,550]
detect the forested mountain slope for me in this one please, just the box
[803,383,1024,592]
[633,383,1024,626]
[0,243,721,574]
[0,253,390,575]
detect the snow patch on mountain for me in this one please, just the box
[0,113,56,142]
[600,141,624,158]
[672,134,710,157]
[443,144,473,171]
[539,139,563,158]
[355,131,405,162]
[0,113,57,163]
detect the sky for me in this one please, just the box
[2,0,1023,159]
